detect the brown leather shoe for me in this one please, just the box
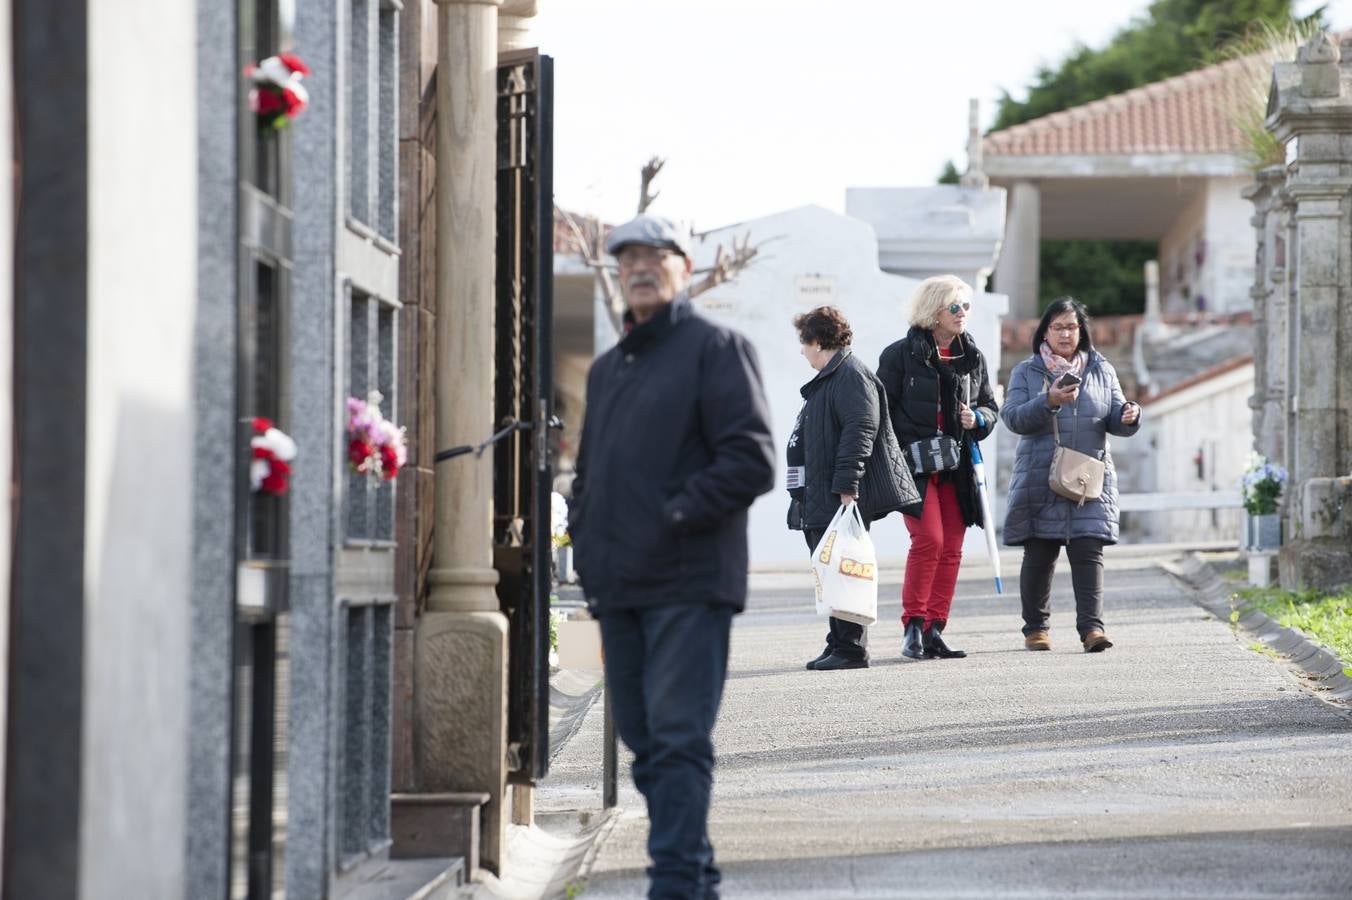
[1082,630,1114,653]
[1024,630,1051,651]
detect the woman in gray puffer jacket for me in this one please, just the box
[1002,297,1141,653]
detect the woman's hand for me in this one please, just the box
[1121,401,1140,426]
[959,403,977,429]
[1046,380,1079,409]
[838,493,856,506]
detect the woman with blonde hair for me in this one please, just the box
[877,275,998,660]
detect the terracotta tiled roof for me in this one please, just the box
[984,58,1251,157]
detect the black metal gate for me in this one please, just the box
[230,1,293,895]
[493,49,555,785]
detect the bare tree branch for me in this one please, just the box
[689,231,768,299]
[556,205,626,336]
[638,156,665,214]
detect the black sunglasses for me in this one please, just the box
[947,301,971,315]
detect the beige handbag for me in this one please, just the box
[1046,380,1104,507]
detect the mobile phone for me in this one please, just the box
[1057,372,1081,388]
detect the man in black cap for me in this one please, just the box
[568,213,775,899]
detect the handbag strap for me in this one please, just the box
[1044,374,1081,449]
[1045,377,1063,448]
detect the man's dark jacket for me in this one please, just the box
[876,326,998,527]
[787,349,921,531]
[568,294,776,612]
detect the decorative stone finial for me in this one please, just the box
[960,98,989,190]
[1298,31,1341,98]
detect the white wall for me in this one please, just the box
[686,205,1007,565]
[1133,362,1254,542]
[1160,186,1207,315]
[82,1,196,896]
[1203,176,1258,315]
[1160,175,1255,315]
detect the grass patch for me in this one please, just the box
[1248,640,1282,660]
[1232,585,1352,663]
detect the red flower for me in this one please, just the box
[380,444,400,480]
[349,438,375,470]
[277,52,311,77]
[252,416,274,434]
[281,87,306,117]
[251,88,285,117]
[260,468,290,495]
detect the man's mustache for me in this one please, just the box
[626,274,659,291]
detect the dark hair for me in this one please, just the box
[1032,296,1094,356]
[793,305,853,351]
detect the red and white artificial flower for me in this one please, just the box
[346,392,408,481]
[251,417,299,495]
[247,52,311,130]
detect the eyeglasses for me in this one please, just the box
[947,301,971,315]
[1049,324,1080,335]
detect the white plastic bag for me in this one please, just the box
[809,503,878,626]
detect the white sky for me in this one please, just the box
[531,0,1349,229]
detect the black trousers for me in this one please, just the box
[1019,537,1105,639]
[804,525,869,662]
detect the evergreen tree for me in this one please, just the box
[993,0,1323,131]
[988,0,1324,316]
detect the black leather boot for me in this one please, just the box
[805,646,832,670]
[923,621,967,659]
[902,618,925,660]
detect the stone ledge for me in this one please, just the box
[331,856,465,900]
[1164,553,1352,703]
[392,793,491,880]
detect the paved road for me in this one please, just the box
[541,550,1352,899]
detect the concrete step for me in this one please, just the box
[391,792,491,881]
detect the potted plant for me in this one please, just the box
[1240,453,1287,551]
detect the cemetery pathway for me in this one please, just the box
[539,549,1352,899]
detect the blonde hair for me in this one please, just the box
[907,275,972,329]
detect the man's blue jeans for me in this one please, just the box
[598,602,734,900]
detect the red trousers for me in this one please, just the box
[902,476,965,625]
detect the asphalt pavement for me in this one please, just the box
[538,548,1352,899]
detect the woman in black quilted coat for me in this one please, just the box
[877,275,998,661]
[786,306,921,671]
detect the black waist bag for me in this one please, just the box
[906,435,961,474]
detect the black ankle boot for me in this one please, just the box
[902,618,925,659]
[923,622,966,659]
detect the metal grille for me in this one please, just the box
[494,50,555,783]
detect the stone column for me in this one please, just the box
[1242,165,1289,463]
[994,179,1041,319]
[498,0,538,52]
[420,0,509,875]
[1266,32,1352,589]
[1142,259,1165,339]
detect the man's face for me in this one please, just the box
[617,245,692,320]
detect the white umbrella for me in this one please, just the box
[966,380,1003,594]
